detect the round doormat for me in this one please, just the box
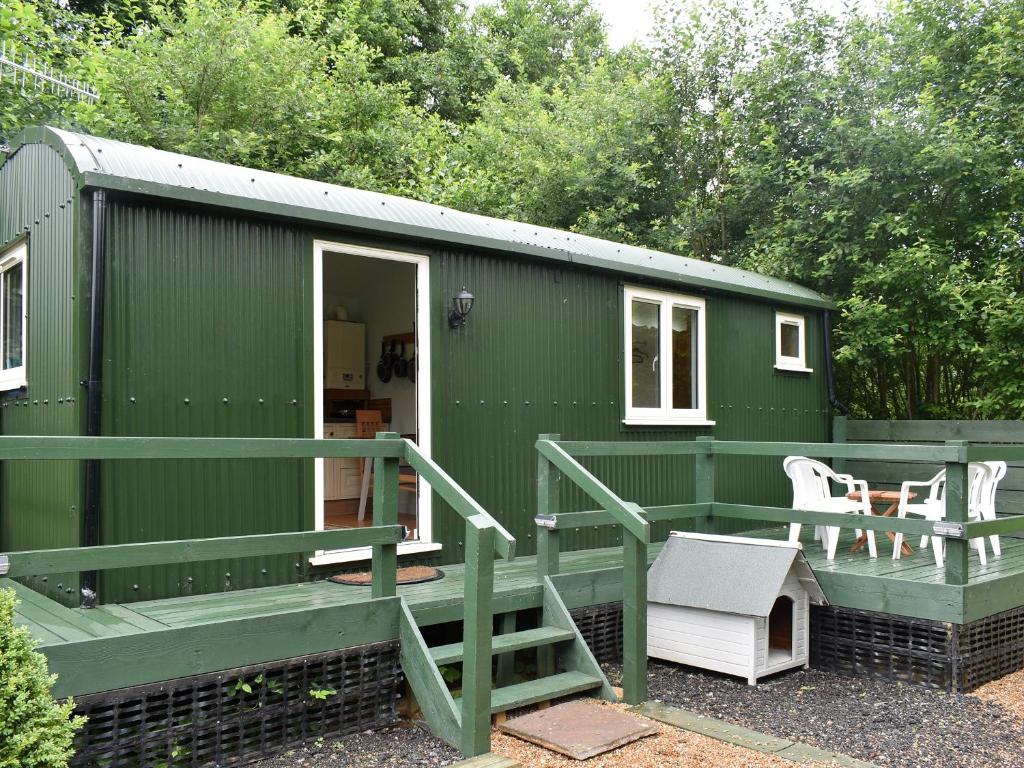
[329,565,444,586]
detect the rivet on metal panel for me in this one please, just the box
[455,400,460,405]
[259,398,264,404]
[525,401,530,405]
[225,572,231,578]
[129,397,136,404]
[261,569,268,575]
[222,397,229,404]
[132,584,138,590]
[291,399,298,405]
[43,399,48,404]
[295,562,301,568]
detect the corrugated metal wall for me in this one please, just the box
[0,150,828,604]
[430,248,829,560]
[0,142,84,604]
[98,200,311,603]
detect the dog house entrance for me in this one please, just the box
[768,596,795,664]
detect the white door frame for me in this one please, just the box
[310,239,438,565]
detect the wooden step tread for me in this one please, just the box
[429,626,575,665]
[488,671,602,714]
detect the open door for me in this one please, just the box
[768,595,794,664]
[311,241,435,566]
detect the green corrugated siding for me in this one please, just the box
[429,248,828,560]
[0,141,84,604]
[98,200,311,603]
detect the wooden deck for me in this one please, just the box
[9,526,1024,698]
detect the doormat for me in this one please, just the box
[497,700,658,760]
[329,566,444,586]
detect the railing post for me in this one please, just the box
[461,515,495,757]
[372,432,400,600]
[832,414,849,479]
[537,433,561,580]
[695,436,715,534]
[945,440,969,587]
[622,518,647,705]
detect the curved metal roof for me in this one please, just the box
[11,126,831,308]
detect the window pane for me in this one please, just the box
[672,306,698,410]
[3,262,23,370]
[631,299,660,408]
[780,322,800,359]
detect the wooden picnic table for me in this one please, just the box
[847,489,916,557]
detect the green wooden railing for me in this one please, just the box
[0,433,515,757]
[534,434,1024,704]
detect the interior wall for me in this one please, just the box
[323,252,417,435]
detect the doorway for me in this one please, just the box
[311,241,434,565]
[768,596,795,664]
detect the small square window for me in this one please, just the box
[0,242,27,390]
[774,312,811,373]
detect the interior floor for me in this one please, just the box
[325,499,417,540]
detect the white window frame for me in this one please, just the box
[623,285,713,426]
[774,311,812,373]
[309,240,440,566]
[0,242,27,391]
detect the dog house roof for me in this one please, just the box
[647,532,827,617]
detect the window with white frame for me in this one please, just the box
[0,242,27,390]
[775,311,811,372]
[624,286,710,425]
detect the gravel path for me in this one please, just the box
[605,661,1024,768]
[253,722,461,768]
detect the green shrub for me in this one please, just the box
[0,587,85,767]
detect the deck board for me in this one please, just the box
[9,527,1024,697]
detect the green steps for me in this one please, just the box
[429,626,575,665]
[488,671,603,714]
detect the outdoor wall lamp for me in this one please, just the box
[448,287,475,329]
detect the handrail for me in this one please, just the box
[0,435,407,460]
[1,526,406,577]
[535,439,649,543]
[403,440,516,560]
[555,439,962,463]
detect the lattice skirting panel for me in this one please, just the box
[70,641,402,767]
[810,605,1024,692]
[570,602,624,663]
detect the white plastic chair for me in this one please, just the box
[982,461,1007,557]
[784,456,876,560]
[893,463,990,567]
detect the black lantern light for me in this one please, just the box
[448,287,475,328]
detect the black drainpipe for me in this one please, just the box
[80,189,107,608]
[823,309,847,416]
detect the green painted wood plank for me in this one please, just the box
[405,441,515,561]
[461,516,496,757]
[536,439,650,544]
[46,597,401,698]
[847,420,1024,443]
[556,441,707,457]
[398,598,461,749]
[3,580,104,642]
[542,504,708,530]
[5,526,405,577]
[430,626,574,665]
[541,577,617,701]
[622,535,647,704]
[486,671,601,713]
[0,435,406,460]
[372,440,400,600]
[708,440,960,462]
[95,604,171,632]
[712,503,937,536]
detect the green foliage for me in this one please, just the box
[2,0,1021,418]
[0,588,85,768]
[307,685,337,700]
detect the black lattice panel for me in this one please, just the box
[954,605,1024,691]
[71,641,402,767]
[570,602,623,663]
[810,606,953,690]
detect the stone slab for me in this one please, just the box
[497,700,658,760]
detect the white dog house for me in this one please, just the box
[647,532,827,685]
